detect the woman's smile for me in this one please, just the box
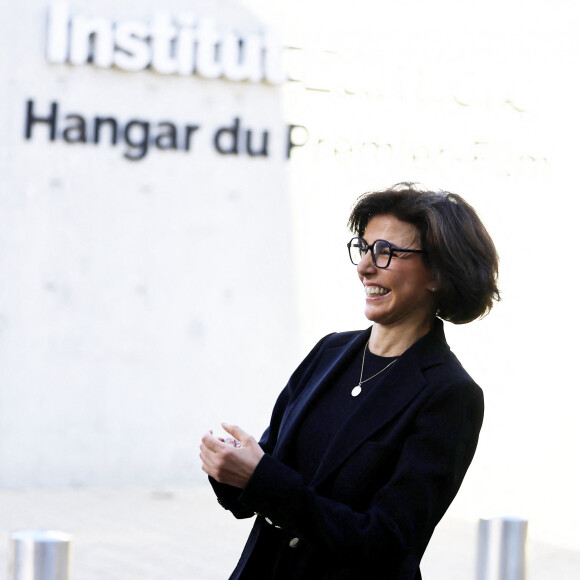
[365,284,391,298]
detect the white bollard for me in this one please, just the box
[477,517,527,580]
[9,530,71,580]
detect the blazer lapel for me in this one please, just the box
[311,319,450,486]
[273,328,371,460]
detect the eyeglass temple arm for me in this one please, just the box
[390,247,426,254]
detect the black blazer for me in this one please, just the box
[210,319,484,579]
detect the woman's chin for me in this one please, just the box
[364,307,390,325]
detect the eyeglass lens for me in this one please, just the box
[349,238,392,268]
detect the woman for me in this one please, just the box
[200,182,499,579]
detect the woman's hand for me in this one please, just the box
[200,422,265,489]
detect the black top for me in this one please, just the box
[287,345,398,482]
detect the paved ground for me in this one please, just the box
[0,484,578,579]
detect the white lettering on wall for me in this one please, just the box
[114,21,150,72]
[45,1,286,84]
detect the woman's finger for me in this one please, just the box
[201,430,225,453]
[221,422,249,444]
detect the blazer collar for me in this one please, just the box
[275,319,450,485]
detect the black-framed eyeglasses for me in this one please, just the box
[347,237,426,269]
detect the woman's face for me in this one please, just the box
[357,214,436,330]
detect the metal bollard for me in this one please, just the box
[9,530,71,580]
[477,517,527,580]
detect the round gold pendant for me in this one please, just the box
[351,385,362,397]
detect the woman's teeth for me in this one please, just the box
[365,286,390,296]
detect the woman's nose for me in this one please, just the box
[357,250,375,277]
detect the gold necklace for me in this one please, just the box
[351,340,398,397]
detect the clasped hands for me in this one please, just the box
[200,422,264,489]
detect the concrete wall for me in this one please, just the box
[1,0,579,552]
[1,0,300,486]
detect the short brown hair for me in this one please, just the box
[348,182,500,324]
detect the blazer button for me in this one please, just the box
[289,537,300,549]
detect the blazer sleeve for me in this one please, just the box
[208,333,335,518]
[236,377,484,572]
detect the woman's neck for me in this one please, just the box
[368,318,435,357]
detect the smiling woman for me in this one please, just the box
[200,182,500,580]
[347,183,500,325]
